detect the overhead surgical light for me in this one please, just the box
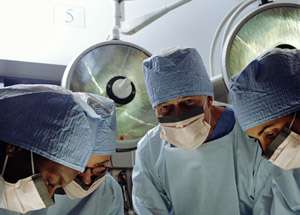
[120,0,192,35]
[210,0,300,93]
[62,0,192,148]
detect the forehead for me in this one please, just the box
[38,157,77,173]
[37,157,79,184]
[156,95,206,107]
[245,116,290,137]
[87,154,111,167]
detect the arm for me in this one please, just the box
[132,134,172,215]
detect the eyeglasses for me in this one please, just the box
[74,160,112,190]
[83,160,112,178]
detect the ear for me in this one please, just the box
[206,96,213,108]
[292,112,300,134]
[154,107,160,117]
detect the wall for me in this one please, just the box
[0,0,114,65]
[0,0,241,81]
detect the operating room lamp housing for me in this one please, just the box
[210,0,300,103]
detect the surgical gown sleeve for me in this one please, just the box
[253,167,300,215]
[132,132,172,215]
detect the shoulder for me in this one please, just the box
[89,174,124,208]
[136,125,164,154]
[102,174,123,196]
[135,125,167,170]
[83,174,124,214]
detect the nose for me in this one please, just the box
[47,184,60,198]
[79,169,93,185]
[174,104,182,117]
[41,173,62,198]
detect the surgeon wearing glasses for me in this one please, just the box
[230,48,300,214]
[39,93,123,215]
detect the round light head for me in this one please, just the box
[62,40,156,146]
[223,3,300,86]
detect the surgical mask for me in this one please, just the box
[160,113,211,150]
[63,175,106,199]
[0,152,54,214]
[266,114,300,170]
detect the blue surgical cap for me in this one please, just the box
[143,48,213,108]
[230,48,300,130]
[0,84,116,172]
[73,93,116,155]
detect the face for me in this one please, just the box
[246,113,300,152]
[35,155,79,198]
[155,95,213,123]
[1,145,79,198]
[77,154,111,187]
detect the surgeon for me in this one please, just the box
[230,48,300,214]
[132,48,269,214]
[0,84,123,215]
[52,93,124,215]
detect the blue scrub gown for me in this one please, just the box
[132,109,275,215]
[253,166,300,215]
[0,174,124,215]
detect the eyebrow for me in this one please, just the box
[158,98,202,107]
[87,160,111,168]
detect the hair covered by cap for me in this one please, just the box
[0,84,94,172]
[230,48,300,130]
[0,84,116,172]
[143,48,213,108]
[73,92,117,155]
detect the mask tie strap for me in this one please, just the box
[31,151,35,175]
[289,113,297,130]
[264,114,297,159]
[1,155,8,176]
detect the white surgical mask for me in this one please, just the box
[160,113,211,150]
[269,131,300,170]
[0,152,54,214]
[268,114,300,170]
[63,175,106,199]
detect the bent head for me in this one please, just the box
[230,48,300,155]
[1,144,80,198]
[246,113,300,153]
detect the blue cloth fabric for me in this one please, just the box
[132,121,275,214]
[0,84,116,171]
[0,85,93,172]
[229,48,300,130]
[253,167,300,215]
[0,174,124,215]
[207,107,235,141]
[72,93,116,155]
[143,48,213,108]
